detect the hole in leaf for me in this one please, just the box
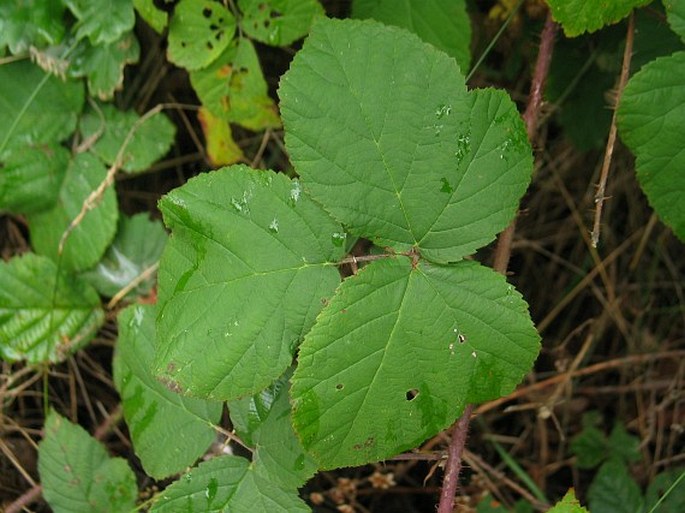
[209,24,218,31]
[271,9,283,18]
[180,41,187,48]
[206,41,214,50]
[202,7,212,18]
[405,389,419,401]
[335,383,344,391]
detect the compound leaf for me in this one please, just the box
[291,258,539,468]
[167,0,236,71]
[155,165,344,400]
[114,304,222,479]
[0,253,104,364]
[0,61,84,151]
[82,213,167,299]
[28,152,119,272]
[617,51,685,241]
[351,0,471,72]
[80,103,176,173]
[546,0,651,36]
[238,0,324,47]
[280,19,533,263]
[38,410,137,513]
[229,370,317,488]
[0,143,68,214]
[64,0,135,45]
[150,455,309,513]
[190,38,281,130]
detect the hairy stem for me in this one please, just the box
[438,12,558,512]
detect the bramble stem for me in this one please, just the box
[437,12,558,512]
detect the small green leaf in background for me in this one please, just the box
[644,467,685,513]
[190,38,281,131]
[82,213,167,299]
[27,152,119,272]
[292,258,539,468]
[133,0,168,33]
[238,0,324,47]
[0,143,68,214]
[79,103,176,173]
[38,410,137,513]
[546,0,651,36]
[631,6,685,72]
[0,253,104,363]
[229,370,317,488]
[547,489,589,513]
[114,304,222,479]
[167,0,236,71]
[665,0,685,40]
[155,165,345,400]
[570,414,641,469]
[280,19,533,264]
[0,61,84,151]
[351,0,472,72]
[150,455,310,512]
[588,458,644,513]
[64,0,135,45]
[69,32,141,101]
[0,0,65,53]
[617,51,685,241]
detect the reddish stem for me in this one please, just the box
[437,12,558,513]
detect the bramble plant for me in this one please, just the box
[2,1,685,512]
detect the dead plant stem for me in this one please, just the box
[591,13,635,247]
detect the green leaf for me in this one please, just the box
[0,253,104,364]
[238,0,324,47]
[134,0,168,33]
[570,421,608,469]
[114,304,222,479]
[547,489,589,513]
[546,0,651,36]
[291,258,540,468]
[279,19,533,264]
[155,165,344,400]
[617,51,685,241]
[644,468,685,513]
[607,423,641,464]
[632,6,685,72]
[665,0,685,41]
[190,38,281,130]
[229,370,318,488]
[80,103,176,173]
[82,214,167,299]
[150,455,310,513]
[64,0,135,45]
[69,32,140,101]
[0,143,68,214]
[167,0,236,71]
[0,0,65,53]
[351,0,472,72]
[27,152,119,272]
[588,458,644,513]
[38,410,137,513]
[0,61,84,151]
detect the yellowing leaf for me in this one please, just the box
[198,107,245,166]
